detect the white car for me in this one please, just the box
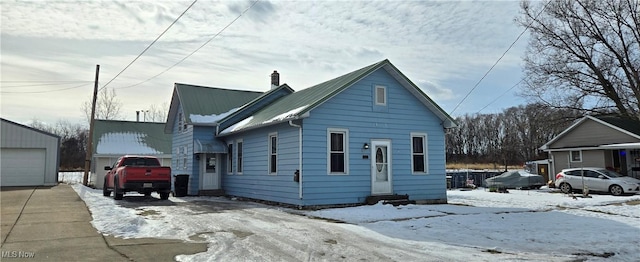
[555,168,640,196]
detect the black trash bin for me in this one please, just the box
[174,174,189,197]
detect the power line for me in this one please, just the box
[115,0,261,90]
[0,83,92,94]
[99,0,199,91]
[449,0,552,115]
[476,78,524,114]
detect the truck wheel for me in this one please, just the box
[114,178,124,200]
[103,178,111,197]
[159,192,170,200]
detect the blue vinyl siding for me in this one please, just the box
[174,66,448,205]
[171,106,192,193]
[300,68,447,205]
[189,126,216,194]
[171,105,218,195]
[222,122,301,205]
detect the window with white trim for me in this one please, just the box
[237,140,243,174]
[182,146,188,170]
[328,128,348,174]
[178,112,183,132]
[570,150,582,162]
[227,143,233,174]
[375,85,386,105]
[411,133,428,173]
[175,147,180,169]
[269,133,277,174]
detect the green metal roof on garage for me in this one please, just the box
[93,120,172,155]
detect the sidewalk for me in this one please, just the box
[1,184,206,261]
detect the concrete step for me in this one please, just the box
[382,199,416,206]
[365,194,410,205]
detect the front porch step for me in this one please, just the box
[365,194,411,205]
[198,189,225,196]
[382,199,416,206]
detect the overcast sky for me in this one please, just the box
[1,0,532,126]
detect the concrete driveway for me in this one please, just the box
[0,184,206,261]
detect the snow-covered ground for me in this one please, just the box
[61,172,640,261]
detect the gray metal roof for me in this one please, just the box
[219,59,457,135]
[165,83,263,133]
[176,83,263,124]
[596,115,640,136]
[93,120,171,155]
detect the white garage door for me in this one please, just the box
[1,148,46,186]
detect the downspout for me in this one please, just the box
[550,153,556,182]
[289,120,303,201]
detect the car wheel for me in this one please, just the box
[609,185,624,196]
[559,183,572,194]
[160,192,170,200]
[103,178,111,197]
[114,178,124,200]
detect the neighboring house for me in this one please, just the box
[165,59,457,207]
[91,120,172,188]
[1,118,60,186]
[541,115,640,179]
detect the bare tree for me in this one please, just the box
[518,0,640,120]
[29,119,88,170]
[81,87,123,122]
[446,103,580,166]
[146,102,169,122]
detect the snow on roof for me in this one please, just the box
[190,107,239,124]
[219,116,253,135]
[219,105,309,135]
[262,105,308,124]
[96,132,161,154]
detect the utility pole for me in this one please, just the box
[83,65,100,186]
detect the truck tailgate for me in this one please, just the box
[123,166,171,181]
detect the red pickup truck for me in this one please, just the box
[103,155,172,200]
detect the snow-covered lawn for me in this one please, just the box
[61,173,640,261]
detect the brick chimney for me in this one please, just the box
[270,70,279,89]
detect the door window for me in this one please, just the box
[206,155,216,172]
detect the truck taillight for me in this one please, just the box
[122,170,127,178]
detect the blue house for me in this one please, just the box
[165,59,457,207]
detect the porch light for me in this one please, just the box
[363,143,369,150]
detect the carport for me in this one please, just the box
[1,118,60,186]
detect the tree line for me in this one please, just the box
[446,103,582,169]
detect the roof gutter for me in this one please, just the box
[289,120,303,202]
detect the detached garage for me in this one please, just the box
[1,118,60,186]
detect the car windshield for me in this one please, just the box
[598,169,623,178]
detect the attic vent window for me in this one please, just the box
[375,85,386,105]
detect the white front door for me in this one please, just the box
[371,140,392,195]
[201,154,220,190]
